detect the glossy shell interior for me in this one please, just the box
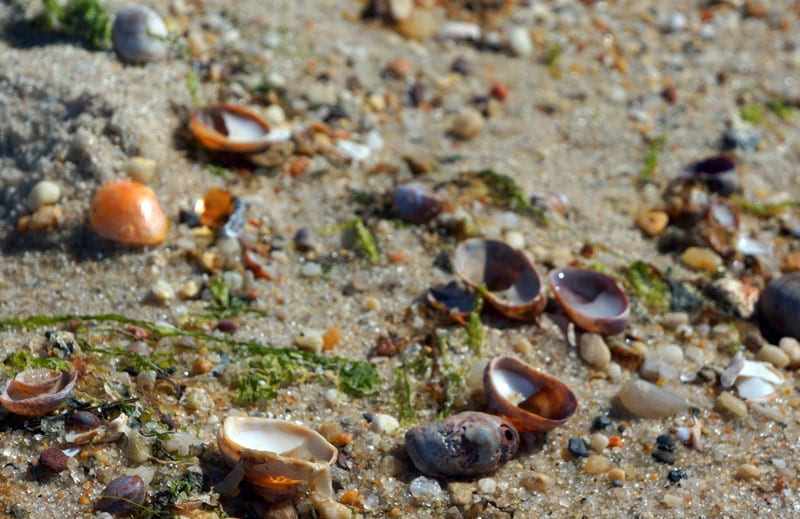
[549,267,630,335]
[0,367,77,416]
[189,104,273,153]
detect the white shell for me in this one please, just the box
[112,7,168,64]
[735,377,777,401]
[720,352,783,401]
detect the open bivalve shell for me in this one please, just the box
[0,367,77,416]
[720,352,785,401]
[190,104,288,153]
[484,355,578,433]
[549,267,630,335]
[218,417,338,502]
[454,238,547,321]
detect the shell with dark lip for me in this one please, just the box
[454,238,547,320]
[392,183,447,224]
[404,411,519,477]
[484,355,578,434]
[190,104,279,153]
[0,367,77,416]
[758,272,800,341]
[548,267,630,335]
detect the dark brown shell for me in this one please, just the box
[758,272,800,341]
[0,367,77,416]
[484,355,577,433]
[405,411,519,477]
[549,267,630,335]
[454,238,546,320]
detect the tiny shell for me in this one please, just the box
[549,267,630,335]
[454,238,547,320]
[111,7,168,64]
[392,183,447,225]
[0,367,77,416]
[89,180,167,246]
[404,411,519,477]
[190,104,276,153]
[484,355,578,433]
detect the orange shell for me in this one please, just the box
[89,180,167,246]
[189,104,272,153]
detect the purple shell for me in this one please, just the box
[549,267,630,335]
[392,183,446,225]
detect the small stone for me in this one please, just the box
[124,157,157,184]
[191,357,214,375]
[388,0,413,21]
[655,344,684,366]
[23,205,64,232]
[503,230,525,250]
[607,468,626,482]
[718,391,748,419]
[216,319,238,333]
[511,336,534,356]
[662,493,683,508]
[507,26,532,57]
[655,434,675,452]
[28,180,61,211]
[592,416,612,431]
[293,330,324,354]
[408,476,445,503]
[150,279,175,303]
[38,447,68,473]
[589,433,609,453]
[521,472,552,492]
[606,361,622,381]
[301,262,323,278]
[579,333,611,370]
[756,344,790,369]
[584,454,612,474]
[363,295,381,312]
[370,414,400,435]
[447,482,474,506]
[652,449,676,465]
[568,437,590,457]
[736,463,761,481]
[180,280,200,299]
[477,477,497,495]
[661,312,689,330]
[779,337,800,368]
[668,469,687,483]
[385,56,411,79]
[448,108,484,140]
[618,378,688,418]
[264,104,287,125]
[681,247,723,271]
[636,210,669,237]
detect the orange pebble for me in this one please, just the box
[323,327,343,350]
[340,489,361,506]
[389,251,406,263]
[608,436,623,448]
[89,180,167,246]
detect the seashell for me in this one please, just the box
[720,351,784,401]
[483,355,578,433]
[757,273,800,341]
[190,104,280,153]
[426,280,475,323]
[454,238,547,320]
[89,180,167,246]
[404,411,519,477]
[618,378,687,418]
[679,154,737,195]
[111,7,168,64]
[548,267,630,335]
[0,367,77,416]
[96,475,147,515]
[392,183,447,225]
[218,417,338,501]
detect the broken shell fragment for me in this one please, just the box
[218,417,338,501]
[190,104,281,153]
[0,367,77,416]
[426,280,475,323]
[720,352,784,401]
[454,238,547,320]
[757,272,800,341]
[549,267,630,335]
[404,411,519,477]
[111,6,168,64]
[89,180,167,246]
[483,355,578,433]
[392,183,447,224]
[679,154,738,195]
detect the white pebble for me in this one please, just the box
[150,279,175,303]
[28,180,61,211]
[408,476,445,503]
[503,230,526,249]
[477,477,497,495]
[507,26,533,57]
[779,337,800,368]
[324,388,340,407]
[656,344,684,365]
[293,330,324,354]
[370,414,400,435]
[124,156,157,183]
[301,262,323,278]
[579,333,611,370]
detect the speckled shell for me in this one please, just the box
[404,411,519,477]
[88,180,167,246]
[758,272,800,341]
[484,355,577,434]
[0,367,77,416]
[189,104,273,153]
[454,238,547,321]
[111,7,168,64]
[549,267,630,335]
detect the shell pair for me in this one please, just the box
[449,238,630,335]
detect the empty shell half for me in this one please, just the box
[218,417,338,501]
[549,267,630,335]
[0,367,77,416]
[484,355,577,433]
[454,238,547,320]
[190,104,279,153]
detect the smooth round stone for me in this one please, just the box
[448,108,484,140]
[584,454,612,474]
[370,414,400,435]
[477,477,497,495]
[681,247,722,271]
[736,463,761,481]
[579,333,611,370]
[124,157,157,183]
[662,493,683,508]
[756,344,790,369]
[656,344,684,366]
[28,180,61,211]
[222,271,244,291]
[150,279,175,303]
[589,432,609,453]
[717,391,748,418]
[507,26,533,57]
[521,472,552,492]
[607,468,626,482]
[779,337,800,368]
[447,482,474,506]
[618,378,687,418]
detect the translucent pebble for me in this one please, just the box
[408,476,445,503]
[618,378,687,418]
[28,180,61,211]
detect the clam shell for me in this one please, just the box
[0,367,77,416]
[758,272,800,341]
[549,267,630,335]
[392,183,447,224]
[189,104,276,153]
[454,238,547,320]
[218,417,337,501]
[483,355,577,433]
[88,180,167,246]
[404,411,519,477]
[111,7,168,64]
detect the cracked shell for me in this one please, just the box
[0,367,77,416]
[404,411,519,477]
[89,180,167,246]
[190,104,278,153]
[549,267,630,335]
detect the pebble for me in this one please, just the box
[661,312,689,330]
[579,333,611,370]
[779,337,800,368]
[589,433,609,453]
[636,210,669,237]
[124,157,157,184]
[662,493,683,508]
[568,437,590,457]
[618,378,688,418]
[606,361,622,381]
[584,454,612,474]
[756,344,790,369]
[507,26,533,57]
[681,247,723,271]
[21,205,63,232]
[222,271,244,291]
[370,414,400,435]
[447,482,474,506]
[668,469,687,483]
[389,0,413,21]
[592,416,612,431]
[655,434,675,452]
[385,56,411,79]
[264,104,287,125]
[293,330,324,354]
[301,262,323,278]
[363,295,381,312]
[28,180,61,211]
[503,230,525,250]
[652,449,676,465]
[448,108,484,140]
[150,279,175,303]
[408,476,445,503]
[736,463,761,481]
[477,477,497,495]
[521,472,552,492]
[607,468,626,482]
[718,391,748,418]
[38,447,68,473]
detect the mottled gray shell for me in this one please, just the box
[111,7,168,64]
[404,411,519,477]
